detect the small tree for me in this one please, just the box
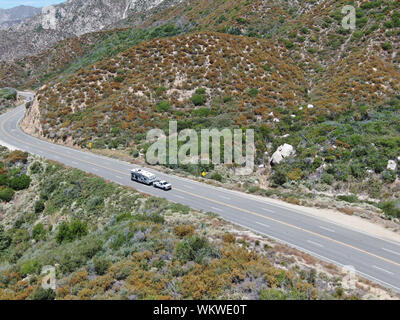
[0,187,14,202]
[271,170,287,187]
[34,200,45,213]
[56,220,88,244]
[190,94,207,106]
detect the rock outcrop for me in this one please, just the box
[20,95,43,136]
[270,144,296,165]
[387,160,397,171]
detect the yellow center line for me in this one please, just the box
[2,109,400,270]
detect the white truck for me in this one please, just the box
[131,168,157,185]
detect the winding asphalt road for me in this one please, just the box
[2,95,400,293]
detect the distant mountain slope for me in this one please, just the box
[0,0,183,61]
[0,23,184,89]
[34,32,307,143]
[0,5,41,28]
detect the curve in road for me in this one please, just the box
[1,99,400,292]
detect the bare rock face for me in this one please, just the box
[0,0,183,61]
[270,144,296,165]
[20,95,43,137]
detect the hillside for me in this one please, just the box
[0,23,184,89]
[0,5,40,29]
[24,21,400,212]
[1,147,394,300]
[0,88,17,114]
[122,0,400,109]
[29,31,307,152]
[2,0,400,301]
[0,0,183,61]
[2,0,399,100]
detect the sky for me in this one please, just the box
[0,0,65,9]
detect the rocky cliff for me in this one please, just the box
[0,0,183,61]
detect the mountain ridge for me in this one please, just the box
[0,0,183,61]
[0,5,41,28]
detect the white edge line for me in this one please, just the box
[2,107,400,293]
[319,226,336,233]
[372,265,394,275]
[382,248,400,257]
[307,240,324,248]
[255,222,271,228]
[8,108,397,249]
[231,220,400,293]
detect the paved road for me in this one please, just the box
[2,97,400,293]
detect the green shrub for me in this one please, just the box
[195,88,206,95]
[223,96,233,103]
[9,174,31,191]
[271,170,287,187]
[337,194,358,203]
[30,287,55,300]
[284,40,295,49]
[191,94,207,106]
[350,162,365,179]
[210,173,223,182]
[322,173,334,185]
[20,260,40,277]
[56,220,88,244]
[87,196,103,210]
[32,223,47,241]
[193,107,212,117]
[260,288,287,300]
[381,42,393,51]
[0,225,11,250]
[94,257,111,275]
[131,149,139,158]
[155,100,171,112]
[34,200,45,213]
[379,201,400,218]
[0,174,8,186]
[169,203,190,215]
[0,187,14,202]
[30,161,43,174]
[114,76,125,83]
[247,88,259,97]
[381,170,396,183]
[175,235,219,264]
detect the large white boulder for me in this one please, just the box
[270,144,296,165]
[387,160,397,171]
